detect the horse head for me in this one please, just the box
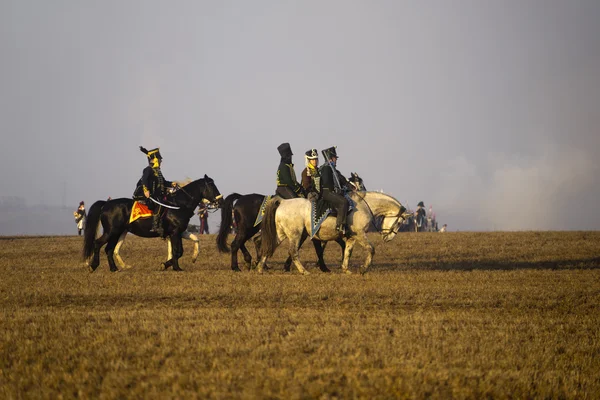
[173,175,223,210]
[347,172,366,191]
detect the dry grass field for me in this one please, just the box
[1,231,599,399]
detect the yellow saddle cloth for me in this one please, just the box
[130,201,153,223]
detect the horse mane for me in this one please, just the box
[350,190,404,209]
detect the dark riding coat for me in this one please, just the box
[277,162,304,197]
[133,166,172,202]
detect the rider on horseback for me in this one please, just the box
[301,148,320,200]
[275,143,305,199]
[133,146,176,235]
[320,146,349,235]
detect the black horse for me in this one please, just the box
[216,172,366,272]
[83,175,223,272]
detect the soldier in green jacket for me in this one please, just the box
[276,143,305,199]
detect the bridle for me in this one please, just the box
[174,180,223,209]
[353,192,405,240]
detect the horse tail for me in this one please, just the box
[261,197,282,258]
[82,200,106,260]
[216,193,242,253]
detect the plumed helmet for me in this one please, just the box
[323,146,338,159]
[417,201,424,207]
[79,201,84,206]
[277,143,293,158]
[305,149,318,160]
[140,146,162,166]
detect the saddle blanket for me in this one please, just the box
[130,201,153,223]
[253,195,272,227]
[310,193,356,238]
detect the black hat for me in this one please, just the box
[140,146,162,165]
[305,149,318,160]
[323,146,338,159]
[277,143,293,158]
[417,201,424,207]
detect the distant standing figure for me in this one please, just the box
[439,224,447,233]
[198,205,210,234]
[74,201,86,236]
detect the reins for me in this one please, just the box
[353,191,404,239]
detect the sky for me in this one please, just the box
[1,0,599,232]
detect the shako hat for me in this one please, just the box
[277,143,293,158]
[140,146,162,166]
[305,149,318,160]
[323,146,338,159]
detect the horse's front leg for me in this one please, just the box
[164,235,184,271]
[181,231,200,263]
[340,237,357,274]
[354,232,375,275]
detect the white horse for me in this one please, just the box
[257,191,407,275]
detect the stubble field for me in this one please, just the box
[1,231,599,399]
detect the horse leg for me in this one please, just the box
[252,234,272,271]
[181,231,200,263]
[340,237,358,274]
[89,232,109,272]
[288,233,309,275]
[113,231,131,270]
[165,235,184,271]
[229,233,246,272]
[256,254,268,274]
[355,232,375,275]
[284,230,307,272]
[105,235,121,272]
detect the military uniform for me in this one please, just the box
[133,147,172,234]
[320,146,349,233]
[275,143,304,199]
[301,148,320,197]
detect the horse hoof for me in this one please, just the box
[232,267,242,272]
[301,270,310,275]
[319,266,331,273]
[342,269,353,275]
[359,268,368,275]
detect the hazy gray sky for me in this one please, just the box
[1,1,599,231]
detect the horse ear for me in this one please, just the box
[204,174,208,179]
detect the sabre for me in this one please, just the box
[322,149,343,192]
[149,197,180,210]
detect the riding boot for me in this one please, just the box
[151,213,164,236]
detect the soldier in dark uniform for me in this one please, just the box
[275,142,305,199]
[133,146,176,235]
[301,148,320,199]
[320,146,349,235]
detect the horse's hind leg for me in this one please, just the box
[89,232,109,272]
[113,232,131,270]
[252,234,272,271]
[285,231,309,272]
[105,235,121,272]
[288,233,309,275]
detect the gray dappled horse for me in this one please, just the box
[258,191,407,275]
